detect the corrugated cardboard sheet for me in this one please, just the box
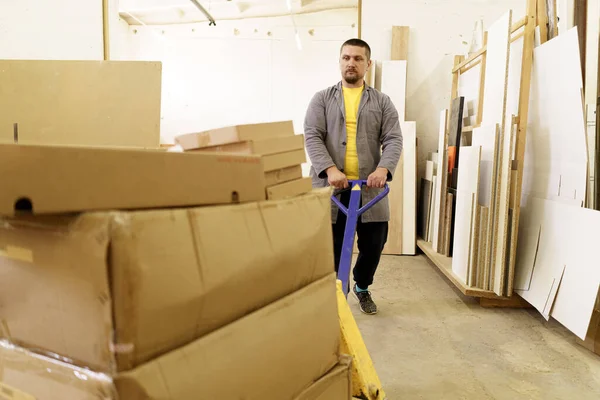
[115,274,340,399]
[175,121,294,150]
[264,165,304,186]
[0,144,266,215]
[0,60,162,148]
[0,275,341,400]
[294,355,352,400]
[0,189,334,373]
[267,177,313,200]
[191,134,304,155]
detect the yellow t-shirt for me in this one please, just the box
[342,85,364,180]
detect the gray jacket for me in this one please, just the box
[304,81,403,223]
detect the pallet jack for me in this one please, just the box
[333,180,388,400]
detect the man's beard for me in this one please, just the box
[344,71,361,84]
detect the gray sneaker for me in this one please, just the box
[353,285,378,315]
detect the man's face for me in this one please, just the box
[339,45,371,85]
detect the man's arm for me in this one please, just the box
[304,92,336,179]
[377,95,403,180]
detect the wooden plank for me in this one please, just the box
[357,0,362,38]
[451,146,481,284]
[417,239,507,299]
[401,121,417,255]
[380,61,407,121]
[443,192,454,256]
[452,47,486,73]
[478,206,489,289]
[432,110,449,252]
[391,26,410,61]
[469,202,481,287]
[102,0,110,60]
[480,10,512,296]
[476,32,488,126]
[537,0,549,44]
[460,59,482,74]
[428,175,437,242]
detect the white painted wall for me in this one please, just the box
[361,0,526,176]
[124,9,357,144]
[0,0,103,59]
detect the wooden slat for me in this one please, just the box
[452,47,486,73]
[460,58,482,74]
[102,0,110,60]
[537,0,549,44]
[507,0,537,297]
[391,26,410,60]
[476,32,488,126]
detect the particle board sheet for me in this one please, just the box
[492,32,525,297]
[516,27,588,291]
[451,146,481,284]
[0,60,162,148]
[380,61,407,121]
[427,176,437,242]
[418,178,433,239]
[433,110,449,252]
[391,26,410,60]
[401,121,417,255]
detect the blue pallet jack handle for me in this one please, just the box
[332,180,390,298]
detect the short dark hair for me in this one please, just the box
[340,38,371,60]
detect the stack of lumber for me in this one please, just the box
[175,121,312,200]
[0,60,352,399]
[419,0,600,348]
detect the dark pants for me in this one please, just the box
[332,191,389,290]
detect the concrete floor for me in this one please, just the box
[349,254,600,400]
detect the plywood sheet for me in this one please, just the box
[380,61,407,122]
[401,121,417,255]
[0,60,162,148]
[432,110,449,252]
[451,146,481,284]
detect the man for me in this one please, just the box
[304,38,403,315]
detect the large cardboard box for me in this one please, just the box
[175,121,294,150]
[0,143,266,216]
[264,149,307,172]
[267,177,313,200]
[114,274,340,399]
[0,275,340,400]
[0,60,162,148]
[294,356,352,400]
[0,189,334,373]
[265,165,304,186]
[191,134,304,155]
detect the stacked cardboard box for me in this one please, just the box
[175,121,312,200]
[0,188,350,399]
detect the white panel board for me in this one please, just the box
[380,61,407,121]
[458,63,481,127]
[401,121,417,255]
[451,146,481,283]
[471,124,499,207]
[516,27,588,291]
[432,110,449,251]
[516,197,600,339]
[480,10,512,127]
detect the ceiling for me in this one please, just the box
[120,0,358,25]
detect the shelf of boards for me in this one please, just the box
[416,238,504,299]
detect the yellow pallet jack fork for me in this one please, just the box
[337,280,386,400]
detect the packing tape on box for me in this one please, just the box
[110,342,134,354]
[0,246,32,263]
[0,340,115,397]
